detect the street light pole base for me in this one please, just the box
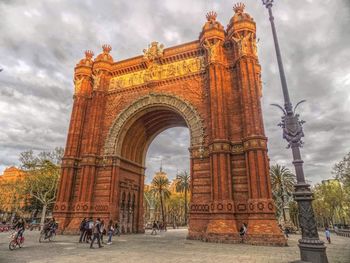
[298,239,328,263]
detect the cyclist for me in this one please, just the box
[13,218,25,241]
[44,217,57,238]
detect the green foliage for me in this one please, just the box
[312,180,349,227]
[175,171,190,193]
[289,201,299,228]
[175,170,190,224]
[270,164,296,196]
[270,164,296,220]
[150,173,171,223]
[20,148,63,222]
[332,152,350,188]
[313,151,350,226]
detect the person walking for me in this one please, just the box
[114,221,120,236]
[325,227,331,244]
[239,223,247,243]
[90,218,103,249]
[107,220,114,245]
[151,221,158,235]
[86,217,94,243]
[78,218,87,243]
[100,220,105,244]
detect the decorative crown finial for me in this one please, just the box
[233,3,245,14]
[85,50,94,59]
[206,11,217,22]
[102,44,112,53]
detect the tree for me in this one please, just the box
[333,152,350,188]
[289,201,299,229]
[270,164,296,222]
[175,171,190,225]
[150,173,171,224]
[20,148,63,227]
[144,187,157,223]
[313,180,349,227]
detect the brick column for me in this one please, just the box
[54,51,94,231]
[199,12,238,241]
[228,9,287,243]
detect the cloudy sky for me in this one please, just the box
[0,0,349,185]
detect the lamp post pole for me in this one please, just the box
[261,1,328,262]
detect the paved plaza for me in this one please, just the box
[0,229,349,263]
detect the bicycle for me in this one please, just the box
[39,228,56,243]
[9,231,24,250]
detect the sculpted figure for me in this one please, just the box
[116,78,124,89]
[143,41,164,61]
[252,36,258,56]
[197,57,206,70]
[167,64,176,77]
[109,78,116,89]
[74,77,84,94]
[232,33,251,55]
[203,39,221,62]
[182,60,190,74]
[92,71,103,90]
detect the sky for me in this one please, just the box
[0,0,349,185]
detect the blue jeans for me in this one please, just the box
[108,230,113,243]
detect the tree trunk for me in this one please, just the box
[184,188,188,225]
[280,190,286,223]
[160,191,165,224]
[40,204,47,230]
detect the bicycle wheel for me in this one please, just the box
[49,233,55,242]
[9,240,16,250]
[39,233,45,243]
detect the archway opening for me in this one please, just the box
[144,127,190,230]
[116,106,192,233]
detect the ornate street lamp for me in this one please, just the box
[261,1,328,262]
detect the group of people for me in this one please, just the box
[78,217,120,248]
[8,216,335,249]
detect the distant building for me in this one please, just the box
[0,166,29,220]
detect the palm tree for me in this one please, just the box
[175,171,190,225]
[270,164,296,223]
[150,172,171,224]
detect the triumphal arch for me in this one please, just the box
[54,3,286,245]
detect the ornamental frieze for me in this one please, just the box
[109,56,205,90]
[231,143,244,154]
[243,138,267,150]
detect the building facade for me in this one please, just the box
[0,167,27,220]
[54,3,286,245]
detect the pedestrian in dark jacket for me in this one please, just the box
[90,218,103,249]
[78,218,87,243]
[151,221,157,235]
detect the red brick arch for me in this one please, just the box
[54,5,286,245]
